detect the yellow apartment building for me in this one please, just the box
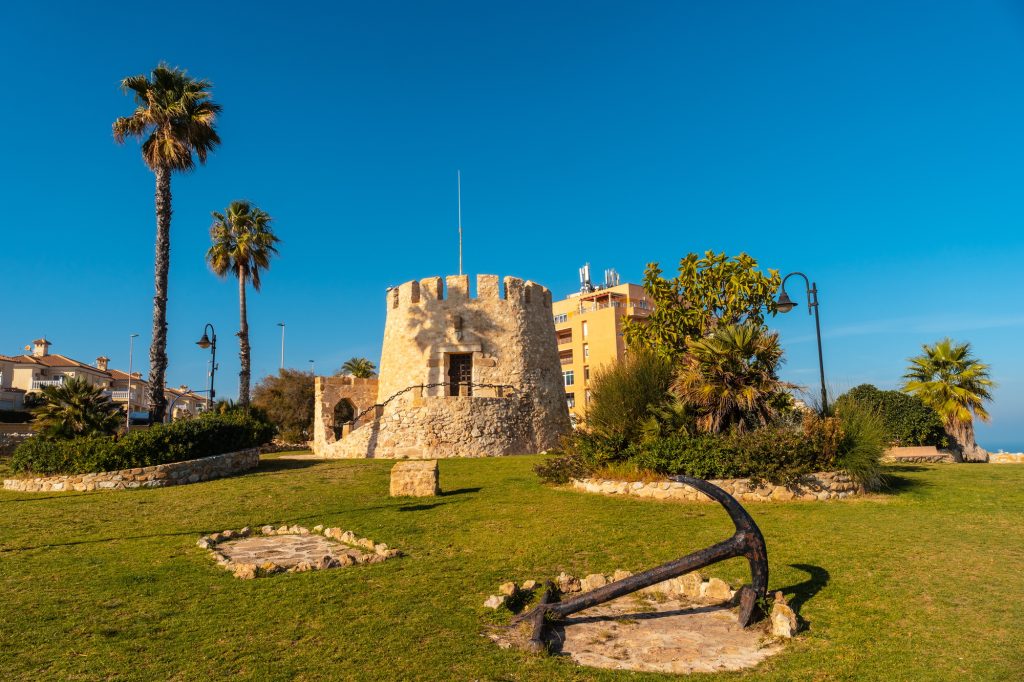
[551,279,652,423]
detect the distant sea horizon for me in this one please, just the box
[983,442,1024,454]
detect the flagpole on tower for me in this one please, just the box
[457,170,463,276]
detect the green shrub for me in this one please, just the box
[533,453,590,485]
[834,400,886,489]
[728,426,825,486]
[586,349,674,444]
[835,384,946,447]
[10,410,274,475]
[626,434,737,479]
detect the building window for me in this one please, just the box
[553,313,568,324]
[584,366,590,381]
[557,330,572,345]
[559,350,573,365]
[566,393,575,408]
[581,321,588,338]
[583,343,590,359]
[563,370,575,387]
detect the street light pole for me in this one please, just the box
[126,333,139,431]
[309,359,315,376]
[277,322,286,370]
[775,272,828,415]
[196,324,218,411]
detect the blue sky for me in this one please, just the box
[2,1,1022,449]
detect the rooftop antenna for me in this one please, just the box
[457,170,463,276]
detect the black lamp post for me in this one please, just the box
[195,324,218,410]
[776,272,828,414]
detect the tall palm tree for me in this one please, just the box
[113,64,221,422]
[33,377,122,440]
[337,358,377,378]
[207,201,280,407]
[672,322,793,434]
[902,338,994,462]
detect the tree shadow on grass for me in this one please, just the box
[1,528,219,553]
[876,472,929,495]
[256,459,323,474]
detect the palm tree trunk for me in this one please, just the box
[949,419,988,463]
[237,265,251,407]
[148,166,171,423]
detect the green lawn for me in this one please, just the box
[1,456,1022,681]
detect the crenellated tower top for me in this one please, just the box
[386,274,553,312]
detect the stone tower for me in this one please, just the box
[312,274,571,458]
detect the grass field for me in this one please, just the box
[1,455,1022,681]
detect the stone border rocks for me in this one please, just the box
[2,449,259,493]
[571,471,863,503]
[200,524,402,579]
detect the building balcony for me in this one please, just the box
[106,390,131,401]
[31,378,65,389]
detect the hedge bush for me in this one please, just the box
[834,384,946,447]
[542,408,885,488]
[10,411,274,475]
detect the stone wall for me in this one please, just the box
[571,471,864,503]
[312,273,571,459]
[312,376,380,452]
[883,445,958,463]
[2,448,259,493]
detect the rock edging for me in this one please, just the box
[571,471,863,503]
[2,448,260,493]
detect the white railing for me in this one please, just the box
[31,378,65,389]
[107,390,130,401]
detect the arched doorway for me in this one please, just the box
[332,399,355,440]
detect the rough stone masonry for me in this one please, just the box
[313,274,571,459]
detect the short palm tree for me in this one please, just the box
[672,322,793,433]
[113,64,221,422]
[207,201,280,407]
[338,358,377,378]
[33,378,122,440]
[902,338,994,461]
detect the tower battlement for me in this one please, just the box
[387,274,553,311]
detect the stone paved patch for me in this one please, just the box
[218,535,363,568]
[197,525,402,578]
[547,596,781,674]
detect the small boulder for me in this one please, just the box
[771,592,798,638]
[581,573,608,592]
[612,569,633,582]
[498,581,517,596]
[238,527,251,537]
[196,537,213,549]
[701,577,733,603]
[260,562,282,575]
[556,572,581,593]
[313,525,324,534]
[374,543,390,555]
[338,555,356,567]
[678,571,705,599]
[277,525,289,534]
[233,563,258,580]
[522,580,538,591]
[483,595,506,609]
[293,561,314,573]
